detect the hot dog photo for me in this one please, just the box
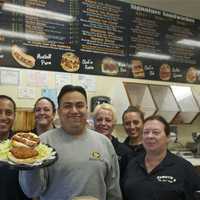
[11,45,36,68]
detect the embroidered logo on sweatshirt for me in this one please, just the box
[89,151,102,161]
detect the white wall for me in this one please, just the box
[1,66,200,146]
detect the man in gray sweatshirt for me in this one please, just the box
[19,85,122,200]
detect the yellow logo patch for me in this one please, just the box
[90,151,101,160]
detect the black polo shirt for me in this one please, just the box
[0,165,31,200]
[0,131,31,200]
[120,137,145,177]
[122,151,200,200]
[111,136,132,164]
[123,136,145,156]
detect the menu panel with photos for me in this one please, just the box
[0,0,80,72]
[79,0,129,78]
[0,1,200,84]
[127,4,200,84]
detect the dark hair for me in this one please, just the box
[34,97,56,113]
[122,105,144,122]
[144,115,170,136]
[57,85,87,107]
[0,95,16,112]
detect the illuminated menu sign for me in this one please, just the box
[1,1,200,84]
[22,0,79,50]
[79,0,128,56]
[78,0,129,78]
[127,4,200,84]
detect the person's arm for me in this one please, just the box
[106,152,122,200]
[19,168,48,198]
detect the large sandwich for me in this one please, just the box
[8,132,40,164]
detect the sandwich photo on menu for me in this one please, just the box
[186,66,198,83]
[101,57,118,75]
[131,59,145,78]
[159,64,171,81]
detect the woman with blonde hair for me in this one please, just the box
[93,103,132,170]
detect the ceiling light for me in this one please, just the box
[2,3,75,22]
[0,45,26,52]
[177,39,200,47]
[0,45,11,52]
[0,29,47,41]
[135,52,171,60]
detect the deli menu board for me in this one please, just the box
[1,0,200,84]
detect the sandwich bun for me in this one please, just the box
[11,140,30,148]
[8,146,39,164]
[11,132,40,149]
[7,152,37,164]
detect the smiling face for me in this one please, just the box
[34,99,55,129]
[58,91,88,135]
[143,119,169,155]
[123,112,143,143]
[94,108,115,138]
[0,98,15,140]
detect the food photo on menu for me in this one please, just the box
[101,57,119,75]
[60,52,80,72]
[0,132,57,169]
[159,63,172,81]
[131,59,145,78]
[11,44,36,69]
[186,66,198,83]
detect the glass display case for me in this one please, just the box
[171,86,200,124]
[149,85,179,123]
[123,82,157,117]
[124,83,200,124]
